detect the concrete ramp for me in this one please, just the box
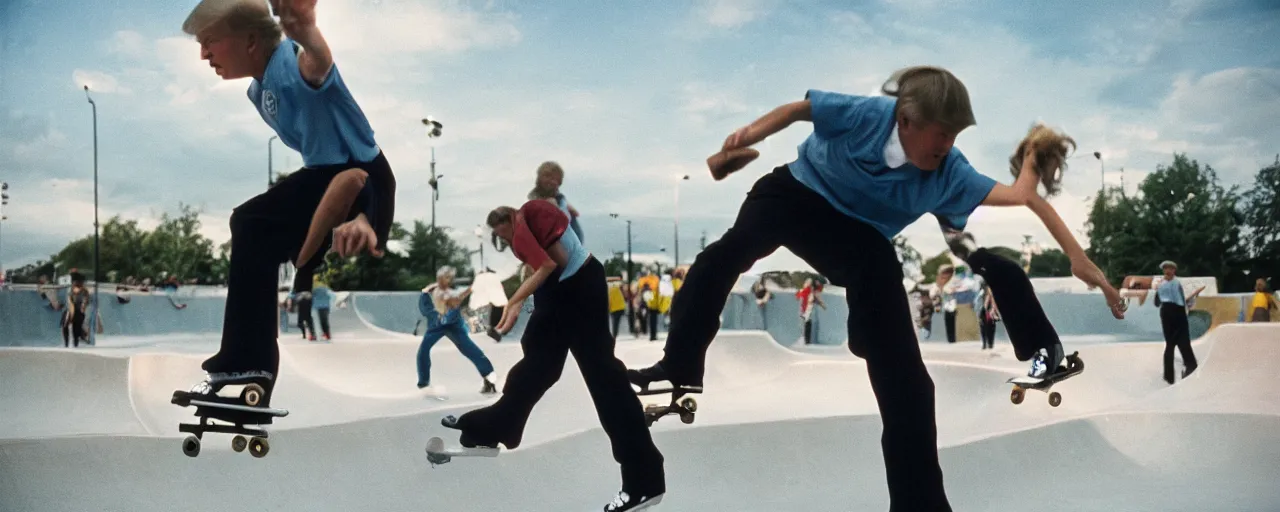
[0,350,148,439]
[2,322,1277,511]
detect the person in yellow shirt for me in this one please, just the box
[1250,278,1279,322]
[607,277,627,339]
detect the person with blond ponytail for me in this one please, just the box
[627,65,1123,511]
[941,123,1127,378]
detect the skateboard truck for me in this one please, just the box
[171,383,287,459]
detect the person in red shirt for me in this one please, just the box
[438,199,666,512]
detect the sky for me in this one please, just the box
[1,0,1277,280]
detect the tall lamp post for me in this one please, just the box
[1,182,9,279]
[83,85,100,345]
[673,174,689,267]
[1093,151,1104,193]
[422,117,444,229]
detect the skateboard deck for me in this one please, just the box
[171,385,288,459]
[425,436,500,465]
[1006,351,1084,407]
[636,387,699,427]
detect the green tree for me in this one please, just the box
[920,251,955,283]
[1028,248,1071,278]
[1236,157,1280,290]
[1086,153,1245,283]
[141,203,216,282]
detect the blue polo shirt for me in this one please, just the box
[786,90,997,239]
[248,39,380,167]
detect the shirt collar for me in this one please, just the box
[883,122,908,169]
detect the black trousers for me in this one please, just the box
[943,310,956,343]
[201,153,392,377]
[1160,303,1197,382]
[296,298,315,337]
[64,311,86,347]
[658,165,948,511]
[488,305,504,329]
[979,312,997,349]
[962,249,1060,361]
[316,307,331,337]
[453,257,665,495]
[610,310,625,340]
[648,307,660,340]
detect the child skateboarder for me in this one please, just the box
[627,66,1123,510]
[440,199,665,511]
[173,0,396,408]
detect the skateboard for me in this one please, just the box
[637,387,698,427]
[1006,351,1084,407]
[626,369,701,427]
[171,384,289,459]
[424,436,500,466]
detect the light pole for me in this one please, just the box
[268,135,278,189]
[674,174,689,267]
[1,182,9,278]
[473,225,486,270]
[422,117,444,229]
[1093,151,1104,194]
[610,213,633,281]
[84,85,100,345]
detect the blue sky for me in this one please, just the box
[1,0,1277,279]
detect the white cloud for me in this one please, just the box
[107,30,147,58]
[316,0,521,54]
[703,0,766,28]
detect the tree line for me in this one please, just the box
[6,152,1277,294]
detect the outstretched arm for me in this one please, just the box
[272,0,333,87]
[982,150,1124,316]
[722,100,812,151]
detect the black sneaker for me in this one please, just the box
[627,362,703,395]
[480,380,498,395]
[603,490,664,511]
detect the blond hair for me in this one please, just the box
[183,0,281,45]
[1009,123,1076,197]
[881,66,976,133]
[528,161,564,200]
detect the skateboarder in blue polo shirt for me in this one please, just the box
[628,65,1125,511]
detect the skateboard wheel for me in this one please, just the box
[427,452,452,465]
[232,435,248,452]
[679,413,695,425]
[1048,392,1062,407]
[1010,388,1025,405]
[242,384,265,407]
[249,437,270,458]
[680,397,697,413]
[182,435,201,458]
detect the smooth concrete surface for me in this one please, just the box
[2,300,1278,511]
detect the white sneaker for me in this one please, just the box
[418,385,448,399]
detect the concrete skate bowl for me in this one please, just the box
[124,350,512,437]
[0,290,227,347]
[3,411,1277,511]
[0,350,148,439]
[2,323,1275,511]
